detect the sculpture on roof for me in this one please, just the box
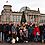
[20,6,30,12]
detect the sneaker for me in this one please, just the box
[26,41,28,43]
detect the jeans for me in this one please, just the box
[34,35,40,42]
[0,32,2,41]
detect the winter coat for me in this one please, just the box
[19,30,23,37]
[11,25,16,32]
[23,28,28,38]
[5,24,10,31]
[5,24,10,34]
[2,24,6,33]
[43,28,45,35]
[33,26,40,37]
[11,25,17,38]
[43,25,45,36]
[16,26,20,37]
[39,25,43,35]
[0,24,2,32]
[28,26,33,34]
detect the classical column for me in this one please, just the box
[25,13,27,22]
[38,15,40,24]
[33,15,34,22]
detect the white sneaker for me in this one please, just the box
[26,41,28,43]
[11,38,15,44]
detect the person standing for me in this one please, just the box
[28,25,33,42]
[39,24,43,42]
[16,24,20,38]
[23,25,28,43]
[4,23,10,42]
[43,24,45,43]
[11,23,17,43]
[0,23,2,42]
[33,25,40,42]
[2,23,6,42]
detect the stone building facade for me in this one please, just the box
[0,15,1,22]
[0,4,45,25]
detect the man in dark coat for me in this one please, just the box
[16,24,20,38]
[2,24,6,42]
[43,24,45,42]
[3,23,10,42]
[39,25,44,42]
[6,23,12,43]
[0,24,2,42]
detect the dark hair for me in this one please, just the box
[11,24,13,26]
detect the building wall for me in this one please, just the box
[0,15,1,22]
[40,14,45,23]
[0,5,45,24]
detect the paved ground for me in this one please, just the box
[0,42,45,45]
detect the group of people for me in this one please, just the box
[0,22,45,43]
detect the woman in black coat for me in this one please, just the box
[0,24,2,42]
[43,24,45,42]
[39,25,44,42]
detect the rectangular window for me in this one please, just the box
[34,15,38,18]
[1,16,4,22]
[6,16,10,22]
[18,16,20,21]
[13,16,16,22]
[10,15,13,21]
[11,16,21,22]
[17,16,20,22]
[44,20,45,22]
[20,16,21,21]
[40,20,43,23]
[15,16,21,22]
[27,16,30,21]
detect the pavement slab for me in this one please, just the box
[0,42,45,45]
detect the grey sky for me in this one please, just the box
[0,0,45,15]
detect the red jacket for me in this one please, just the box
[33,26,40,37]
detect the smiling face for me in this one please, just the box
[20,30,22,33]
[9,23,11,25]
[30,24,32,27]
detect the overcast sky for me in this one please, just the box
[0,0,45,15]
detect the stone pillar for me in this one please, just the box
[38,15,40,24]
[33,15,34,22]
[25,13,28,22]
